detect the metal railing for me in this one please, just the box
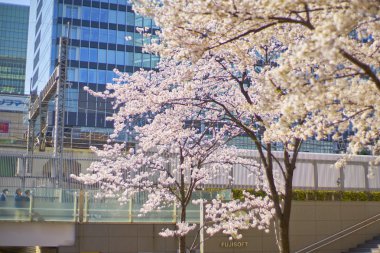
[0,151,379,191]
[0,188,200,223]
[295,213,380,253]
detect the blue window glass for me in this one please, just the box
[127,13,135,25]
[81,27,90,40]
[82,6,91,20]
[117,31,125,44]
[107,70,116,83]
[143,18,152,28]
[108,30,116,44]
[99,29,108,43]
[108,10,117,23]
[142,54,151,68]
[88,69,97,83]
[80,47,89,61]
[116,51,124,65]
[71,26,79,39]
[90,28,99,41]
[91,7,100,22]
[117,11,125,25]
[66,5,78,18]
[98,49,107,63]
[152,55,160,68]
[134,53,142,67]
[125,52,133,66]
[69,47,78,60]
[67,68,78,81]
[65,88,79,113]
[135,15,143,27]
[89,48,97,62]
[100,9,108,21]
[134,33,143,47]
[97,70,106,84]
[125,32,134,46]
[107,50,116,64]
[80,68,88,82]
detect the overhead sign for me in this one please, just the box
[0,94,28,112]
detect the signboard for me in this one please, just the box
[0,94,28,112]
[220,241,248,248]
[0,122,9,133]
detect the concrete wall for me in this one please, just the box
[58,201,380,253]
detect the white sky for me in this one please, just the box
[0,0,30,6]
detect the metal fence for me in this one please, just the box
[0,151,378,191]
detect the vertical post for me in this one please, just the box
[128,198,133,222]
[364,164,370,191]
[29,195,33,222]
[70,127,73,149]
[78,189,84,223]
[200,199,204,253]
[84,191,89,222]
[172,202,177,223]
[340,167,345,190]
[73,192,77,222]
[54,36,68,187]
[313,161,318,190]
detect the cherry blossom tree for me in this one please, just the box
[73,70,273,253]
[126,1,380,252]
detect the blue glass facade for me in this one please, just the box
[0,3,29,95]
[27,0,159,129]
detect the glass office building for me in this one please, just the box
[0,3,29,95]
[26,0,159,130]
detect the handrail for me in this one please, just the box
[294,213,380,253]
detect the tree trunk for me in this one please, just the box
[179,235,186,253]
[274,214,291,253]
[178,205,187,253]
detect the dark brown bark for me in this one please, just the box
[179,204,187,253]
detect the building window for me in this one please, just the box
[80,68,88,82]
[81,6,91,20]
[97,70,106,84]
[80,47,89,61]
[36,0,43,18]
[125,52,134,66]
[100,9,108,21]
[99,29,108,43]
[88,69,97,83]
[34,32,41,52]
[117,11,125,25]
[91,7,100,22]
[108,30,116,44]
[35,15,42,34]
[142,54,151,68]
[69,47,78,61]
[81,27,90,41]
[89,48,97,62]
[107,50,115,64]
[116,51,124,65]
[90,28,99,41]
[67,68,78,81]
[66,5,79,19]
[98,49,107,63]
[33,50,40,69]
[134,53,142,67]
[108,10,117,23]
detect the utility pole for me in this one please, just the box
[53,36,68,186]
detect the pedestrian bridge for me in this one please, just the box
[0,150,379,224]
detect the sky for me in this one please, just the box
[0,0,30,6]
